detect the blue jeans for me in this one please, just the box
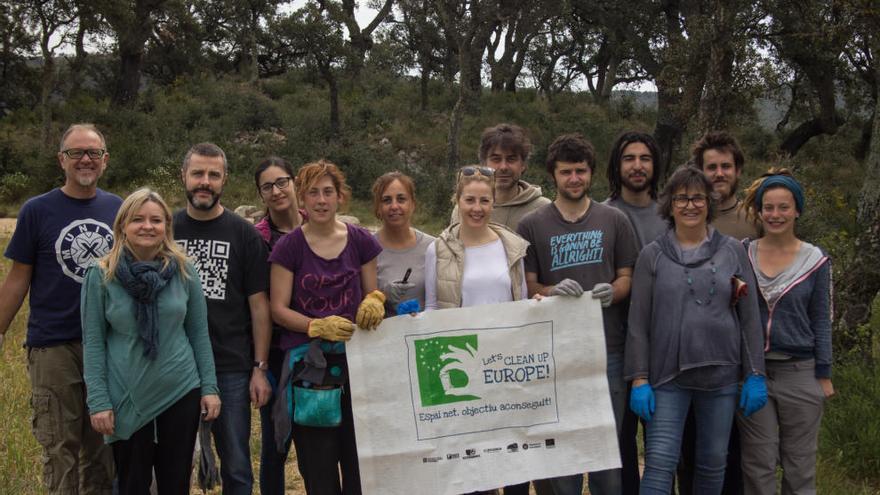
[641,382,737,495]
[212,372,253,495]
[550,352,626,495]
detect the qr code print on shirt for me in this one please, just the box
[176,239,230,300]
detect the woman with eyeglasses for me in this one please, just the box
[268,159,383,495]
[624,166,766,494]
[737,169,832,495]
[252,157,304,495]
[81,188,219,494]
[371,171,435,316]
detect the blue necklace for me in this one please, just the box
[685,261,717,305]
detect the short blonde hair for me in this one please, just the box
[99,188,189,282]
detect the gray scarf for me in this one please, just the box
[115,252,178,360]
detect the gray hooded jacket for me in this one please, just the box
[624,228,764,389]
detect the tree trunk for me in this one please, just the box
[40,56,55,152]
[654,82,686,179]
[779,114,844,158]
[836,51,880,351]
[420,64,429,112]
[69,20,88,94]
[697,0,736,132]
[114,49,144,106]
[241,7,259,83]
[446,94,464,170]
[107,0,166,107]
[318,60,340,137]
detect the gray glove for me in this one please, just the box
[389,280,415,303]
[591,282,613,308]
[549,278,584,297]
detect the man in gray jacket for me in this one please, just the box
[450,123,550,230]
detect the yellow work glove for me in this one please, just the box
[356,290,386,330]
[307,315,354,341]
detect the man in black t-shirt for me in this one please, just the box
[173,142,271,495]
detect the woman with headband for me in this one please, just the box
[738,169,833,495]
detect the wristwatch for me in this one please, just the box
[253,360,268,371]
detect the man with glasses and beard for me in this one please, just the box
[0,123,118,494]
[172,142,272,495]
[603,131,667,494]
[517,133,639,495]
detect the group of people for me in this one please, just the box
[0,121,832,495]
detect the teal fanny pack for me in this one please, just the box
[293,385,342,427]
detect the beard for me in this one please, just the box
[76,175,97,187]
[714,177,739,202]
[558,185,588,202]
[621,174,650,193]
[186,187,221,211]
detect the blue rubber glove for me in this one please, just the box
[396,299,421,316]
[630,383,655,421]
[739,374,768,417]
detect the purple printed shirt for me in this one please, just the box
[269,223,382,350]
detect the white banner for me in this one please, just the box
[346,295,620,494]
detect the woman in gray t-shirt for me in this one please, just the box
[371,172,435,317]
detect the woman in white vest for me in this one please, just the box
[425,166,528,311]
[423,166,529,495]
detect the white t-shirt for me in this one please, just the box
[425,239,527,310]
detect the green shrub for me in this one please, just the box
[0,172,32,203]
[819,359,880,484]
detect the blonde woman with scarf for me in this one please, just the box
[81,188,219,494]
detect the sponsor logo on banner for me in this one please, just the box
[407,321,559,440]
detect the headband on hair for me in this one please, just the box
[756,175,805,213]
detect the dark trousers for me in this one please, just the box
[260,347,294,495]
[291,382,361,495]
[621,382,643,495]
[676,406,743,495]
[111,388,201,495]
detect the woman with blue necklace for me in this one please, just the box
[624,166,767,494]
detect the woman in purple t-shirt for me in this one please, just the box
[268,160,383,495]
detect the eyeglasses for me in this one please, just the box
[259,176,292,194]
[458,166,494,179]
[62,148,106,160]
[672,194,708,208]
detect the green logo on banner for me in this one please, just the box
[415,335,480,406]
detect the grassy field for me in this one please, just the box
[1,225,877,494]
